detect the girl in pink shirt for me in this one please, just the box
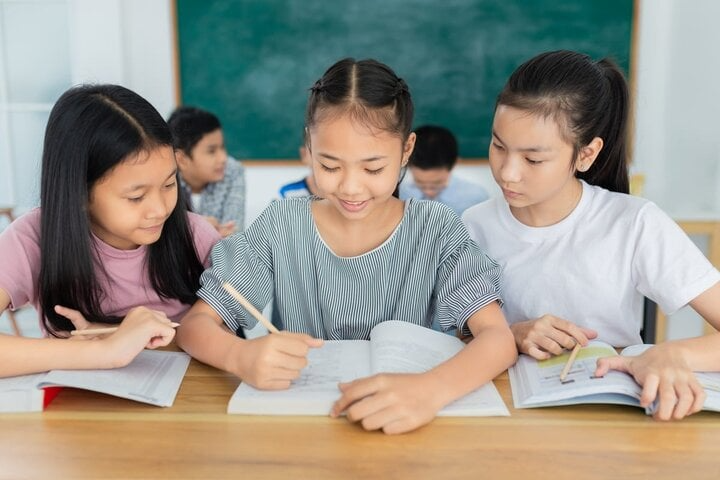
[0,84,220,377]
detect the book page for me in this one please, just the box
[37,350,190,407]
[228,340,370,415]
[509,341,644,408]
[0,373,47,413]
[368,320,509,416]
[369,320,464,374]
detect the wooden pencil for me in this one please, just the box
[70,322,180,336]
[559,342,582,382]
[222,282,280,333]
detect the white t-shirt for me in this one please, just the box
[462,181,720,347]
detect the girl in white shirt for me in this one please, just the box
[463,50,720,421]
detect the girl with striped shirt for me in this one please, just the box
[177,58,516,434]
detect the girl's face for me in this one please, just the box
[308,113,415,222]
[88,145,178,250]
[489,105,590,226]
[177,128,227,192]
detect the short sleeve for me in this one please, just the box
[432,213,503,336]
[187,213,221,267]
[196,202,276,332]
[632,203,720,314]
[0,209,42,310]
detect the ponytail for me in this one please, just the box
[576,59,630,193]
[498,50,631,194]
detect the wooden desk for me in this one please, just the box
[1,359,719,480]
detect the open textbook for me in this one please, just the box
[0,350,190,413]
[509,341,720,414]
[228,320,509,416]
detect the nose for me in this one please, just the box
[498,155,522,184]
[146,191,173,220]
[338,169,363,197]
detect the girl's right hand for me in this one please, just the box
[511,314,597,360]
[100,307,178,368]
[231,332,323,390]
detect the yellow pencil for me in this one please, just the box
[559,342,582,382]
[70,322,180,336]
[222,282,280,333]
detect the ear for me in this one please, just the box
[576,137,604,172]
[401,132,416,167]
[175,149,192,169]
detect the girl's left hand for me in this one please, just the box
[595,344,706,420]
[54,305,117,340]
[330,373,443,434]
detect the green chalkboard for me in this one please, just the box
[176,0,633,159]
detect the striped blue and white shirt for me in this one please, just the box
[197,197,501,339]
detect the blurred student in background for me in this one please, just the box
[278,135,320,198]
[168,106,245,237]
[400,125,488,215]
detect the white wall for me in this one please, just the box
[634,0,720,217]
[0,0,175,213]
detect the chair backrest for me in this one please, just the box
[641,297,658,344]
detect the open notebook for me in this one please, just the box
[228,320,509,416]
[509,341,720,414]
[0,350,190,413]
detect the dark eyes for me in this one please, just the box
[318,164,384,175]
[127,182,176,203]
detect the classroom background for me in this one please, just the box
[0,0,718,341]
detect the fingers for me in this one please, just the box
[527,346,551,360]
[652,374,706,421]
[594,356,630,377]
[581,327,599,340]
[653,378,676,419]
[331,377,379,417]
[517,315,594,359]
[144,323,177,349]
[54,305,90,330]
[274,332,323,355]
[689,381,707,415]
[240,333,323,390]
[673,383,694,420]
[638,374,660,408]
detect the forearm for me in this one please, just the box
[176,311,245,375]
[426,319,517,408]
[662,333,720,372]
[0,334,110,377]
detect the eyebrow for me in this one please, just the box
[318,152,386,163]
[121,169,177,193]
[492,130,551,153]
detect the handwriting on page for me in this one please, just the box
[290,341,369,391]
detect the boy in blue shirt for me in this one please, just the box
[400,125,488,215]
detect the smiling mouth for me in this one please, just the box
[141,224,164,231]
[339,199,368,212]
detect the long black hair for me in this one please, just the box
[305,58,414,197]
[39,84,205,335]
[497,50,630,194]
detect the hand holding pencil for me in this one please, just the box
[220,282,323,390]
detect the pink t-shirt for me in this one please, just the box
[0,209,220,326]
